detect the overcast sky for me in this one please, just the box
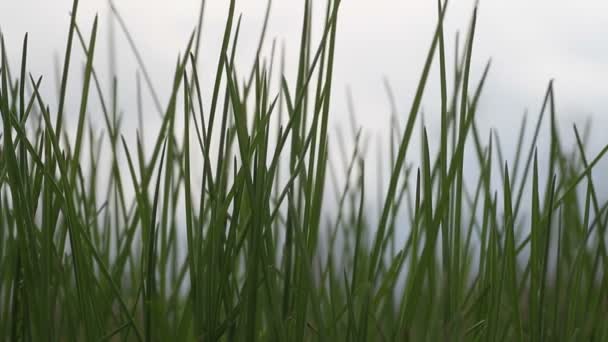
[2,0,607,189]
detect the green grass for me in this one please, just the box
[1,0,608,340]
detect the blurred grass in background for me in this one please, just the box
[1,0,608,340]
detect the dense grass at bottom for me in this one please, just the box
[1,0,608,340]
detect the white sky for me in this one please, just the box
[2,0,608,187]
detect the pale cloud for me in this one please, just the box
[1,0,606,153]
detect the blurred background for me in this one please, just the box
[1,0,607,201]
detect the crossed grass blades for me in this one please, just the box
[1,0,608,340]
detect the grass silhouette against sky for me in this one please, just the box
[1,0,608,340]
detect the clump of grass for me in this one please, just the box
[1,0,608,340]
